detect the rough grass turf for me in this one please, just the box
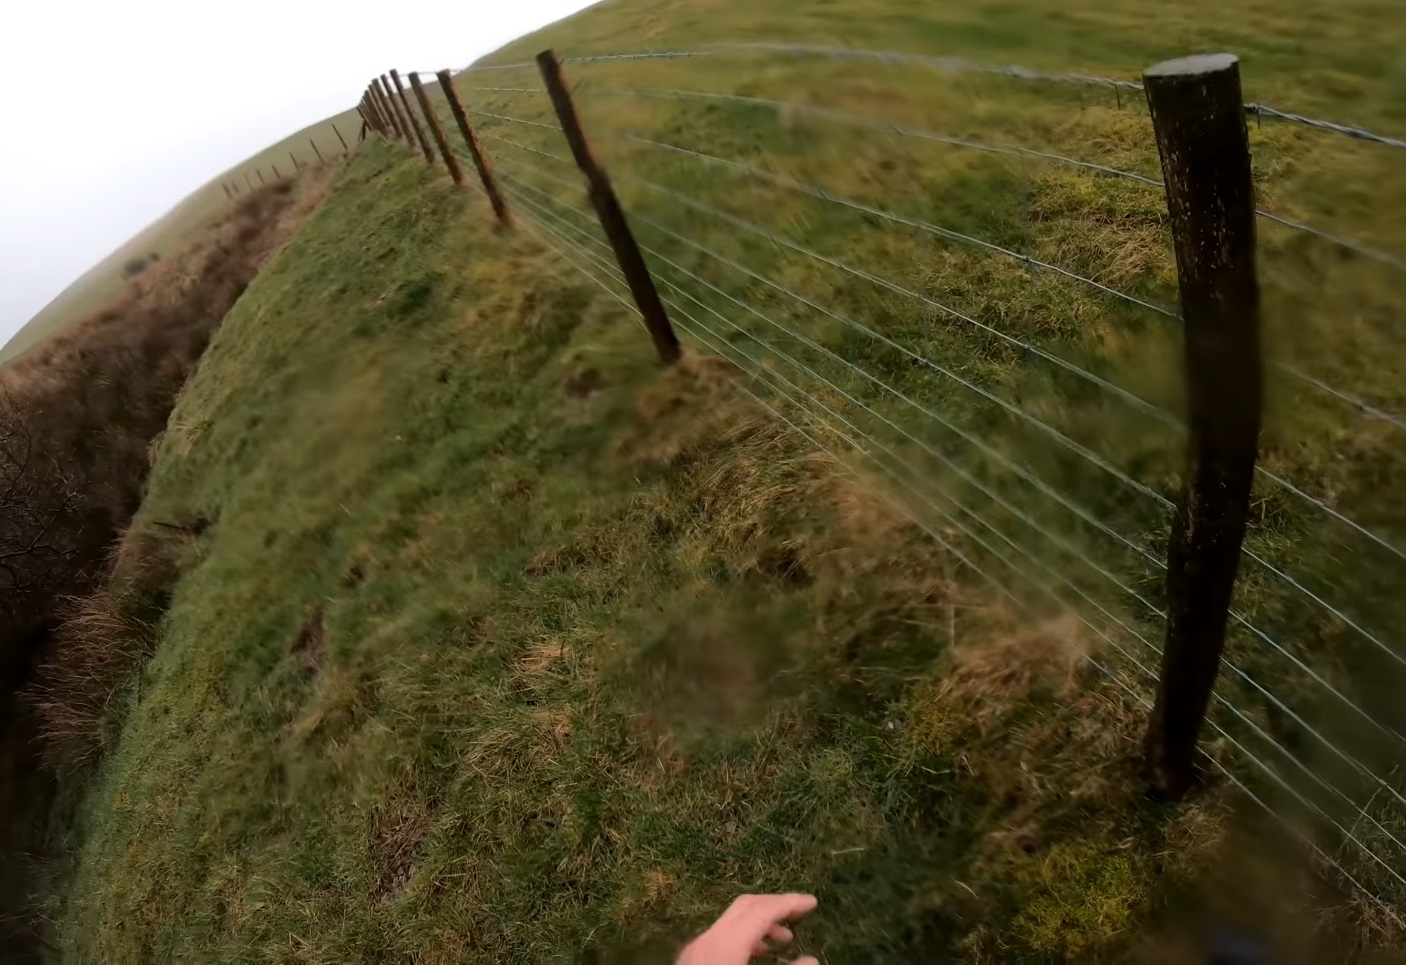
[55,0,1406,958]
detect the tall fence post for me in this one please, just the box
[290,151,301,173]
[438,70,512,228]
[1142,53,1262,799]
[361,95,384,137]
[409,73,464,185]
[372,79,401,140]
[376,76,405,140]
[272,162,281,179]
[331,121,349,154]
[389,69,435,164]
[309,138,325,165]
[257,168,266,186]
[360,93,378,135]
[536,49,680,364]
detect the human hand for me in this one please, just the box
[676,892,819,964]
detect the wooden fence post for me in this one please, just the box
[372,79,401,140]
[536,49,680,364]
[409,73,464,185]
[331,121,349,154]
[1142,53,1262,799]
[360,92,377,134]
[257,168,266,185]
[390,70,435,164]
[373,76,402,142]
[272,162,281,178]
[438,71,512,227]
[290,151,301,173]
[309,138,325,165]
[359,97,381,137]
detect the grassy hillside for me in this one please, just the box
[55,0,1406,959]
[4,109,360,366]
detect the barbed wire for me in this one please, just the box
[459,42,1406,154]
[601,135,1406,555]
[1257,210,1406,276]
[467,108,558,130]
[456,61,536,73]
[565,50,712,64]
[615,130,1180,317]
[464,86,543,94]
[478,130,572,165]
[510,178,1406,876]
[499,151,1406,679]
[589,84,1165,185]
[1275,363,1406,436]
[506,176,1406,907]
[587,83,1406,277]
[1246,103,1406,151]
[459,97,1406,576]
[475,31,1406,890]
[700,41,1144,92]
[504,164,1406,762]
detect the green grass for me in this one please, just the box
[4,110,360,366]
[57,0,1406,959]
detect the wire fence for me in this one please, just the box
[216,124,352,201]
[367,46,1406,925]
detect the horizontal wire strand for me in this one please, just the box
[478,131,573,165]
[503,165,1406,758]
[600,173,1406,669]
[512,176,1406,902]
[589,83,1406,276]
[1246,103,1406,152]
[467,108,558,130]
[579,132,1406,565]
[617,130,1181,318]
[702,41,1144,92]
[589,84,1165,185]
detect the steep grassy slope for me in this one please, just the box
[56,0,1406,959]
[5,109,360,366]
[441,0,1406,928]
[55,139,1231,963]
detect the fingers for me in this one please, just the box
[751,924,796,956]
[729,892,818,936]
[789,957,820,965]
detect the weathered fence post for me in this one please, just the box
[360,93,377,135]
[536,49,680,364]
[290,151,301,173]
[257,168,266,186]
[373,76,407,142]
[331,121,349,154]
[309,138,325,165]
[389,70,435,164]
[372,79,401,140]
[361,95,384,137]
[1142,53,1262,799]
[272,162,282,179]
[438,71,512,228]
[410,73,465,185]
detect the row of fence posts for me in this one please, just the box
[359,50,1263,801]
[219,124,351,200]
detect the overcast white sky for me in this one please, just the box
[0,0,597,348]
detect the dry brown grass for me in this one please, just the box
[29,522,192,774]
